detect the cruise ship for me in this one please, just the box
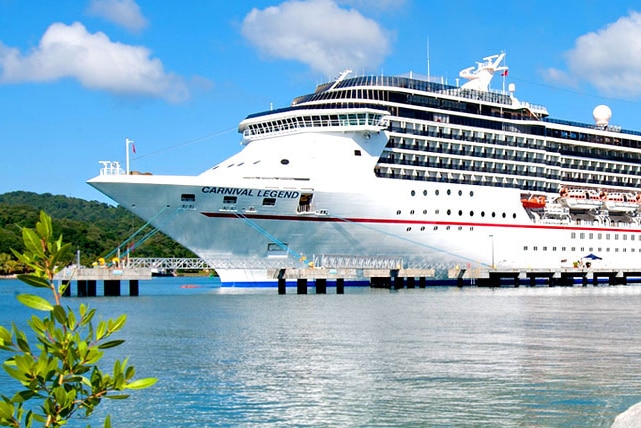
[88,53,641,286]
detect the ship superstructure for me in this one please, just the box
[89,54,641,285]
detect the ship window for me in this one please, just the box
[458,190,462,196]
[354,150,361,156]
[223,196,237,204]
[423,190,428,196]
[435,190,440,196]
[447,209,451,215]
[181,193,196,202]
[420,226,425,231]
[406,227,411,232]
[262,198,276,206]
[267,243,288,256]
[281,159,290,165]
[411,190,416,196]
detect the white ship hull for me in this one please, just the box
[88,55,641,285]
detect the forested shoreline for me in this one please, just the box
[0,191,195,274]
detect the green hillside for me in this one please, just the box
[0,191,196,274]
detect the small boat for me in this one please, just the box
[521,195,546,209]
[603,192,639,212]
[559,188,603,210]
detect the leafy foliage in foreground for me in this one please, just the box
[0,212,156,427]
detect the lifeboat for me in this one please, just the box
[521,195,546,209]
[559,188,602,210]
[603,192,639,212]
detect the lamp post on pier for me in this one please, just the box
[489,234,495,269]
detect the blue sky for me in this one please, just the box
[2,0,641,204]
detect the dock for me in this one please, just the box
[56,267,151,297]
[273,266,641,294]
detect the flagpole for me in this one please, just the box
[125,138,134,175]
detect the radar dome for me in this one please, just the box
[593,104,612,127]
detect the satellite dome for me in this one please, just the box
[593,104,612,127]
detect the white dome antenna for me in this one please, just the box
[593,104,612,128]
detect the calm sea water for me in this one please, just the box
[1,277,641,427]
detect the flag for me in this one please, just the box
[501,69,508,77]
[131,142,136,153]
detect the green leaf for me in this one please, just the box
[105,394,130,400]
[0,326,12,344]
[16,274,50,289]
[107,315,127,333]
[124,377,157,390]
[16,294,53,312]
[97,340,125,350]
[21,228,44,259]
[52,305,67,324]
[0,400,14,420]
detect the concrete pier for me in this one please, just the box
[55,267,151,297]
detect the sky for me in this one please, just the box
[2,0,641,204]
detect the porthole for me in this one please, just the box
[411,190,416,196]
[406,227,412,232]
[280,159,290,165]
[512,213,517,219]
[420,226,425,231]
[396,210,401,215]
[446,226,451,230]
[470,211,474,217]
[492,212,496,218]
[470,191,474,197]
[433,226,438,230]
[410,210,415,215]
[447,209,452,215]
[435,209,440,214]
[481,211,485,217]
[423,209,428,215]
[502,213,507,218]
[458,210,463,216]
[458,190,462,196]
[458,226,463,231]
[447,189,451,195]
[435,190,440,196]
[423,190,428,196]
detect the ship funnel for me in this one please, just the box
[593,104,612,128]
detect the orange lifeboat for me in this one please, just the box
[521,195,546,209]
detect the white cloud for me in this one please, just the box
[0,22,188,102]
[241,0,391,77]
[87,0,148,32]
[546,11,641,98]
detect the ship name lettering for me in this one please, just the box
[201,187,254,196]
[201,187,299,199]
[256,190,300,199]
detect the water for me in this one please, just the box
[1,278,641,427]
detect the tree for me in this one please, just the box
[0,211,156,427]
